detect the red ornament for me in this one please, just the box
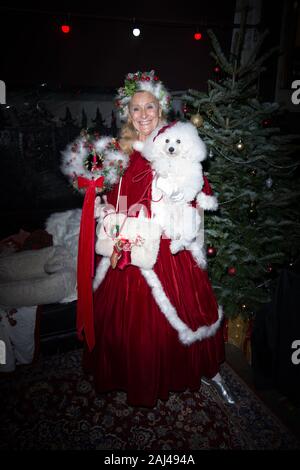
[227,266,236,276]
[207,246,217,257]
[214,66,220,73]
[262,119,271,128]
[266,264,273,273]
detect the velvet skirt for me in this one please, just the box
[83,150,225,407]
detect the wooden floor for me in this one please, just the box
[225,343,300,441]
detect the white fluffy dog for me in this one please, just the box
[141,121,208,268]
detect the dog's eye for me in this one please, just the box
[165,139,169,143]
[176,139,181,144]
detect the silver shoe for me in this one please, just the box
[201,377,236,405]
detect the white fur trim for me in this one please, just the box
[132,140,144,152]
[189,241,207,270]
[141,268,223,345]
[197,192,218,211]
[93,257,111,291]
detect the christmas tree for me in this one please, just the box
[182,15,300,319]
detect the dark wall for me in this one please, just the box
[259,0,285,101]
[1,2,236,93]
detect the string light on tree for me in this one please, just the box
[266,263,279,279]
[248,200,257,220]
[266,177,273,188]
[240,303,248,315]
[213,65,221,82]
[194,32,202,40]
[182,103,188,115]
[288,255,296,268]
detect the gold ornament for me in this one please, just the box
[236,138,245,151]
[190,113,204,128]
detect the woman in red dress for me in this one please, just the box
[83,71,235,407]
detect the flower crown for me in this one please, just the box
[115,70,172,121]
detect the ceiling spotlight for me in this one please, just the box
[132,27,141,37]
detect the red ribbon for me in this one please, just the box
[76,175,104,351]
[116,239,132,270]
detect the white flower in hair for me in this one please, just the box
[115,70,172,121]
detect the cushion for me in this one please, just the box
[0,246,57,281]
[0,268,76,307]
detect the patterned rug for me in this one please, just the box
[0,348,299,450]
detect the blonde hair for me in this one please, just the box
[118,92,166,155]
[119,121,139,155]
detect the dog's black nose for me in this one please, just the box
[168,147,175,153]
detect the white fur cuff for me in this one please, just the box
[197,192,218,211]
[132,141,144,152]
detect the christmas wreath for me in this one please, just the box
[61,129,129,194]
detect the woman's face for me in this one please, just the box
[129,91,161,141]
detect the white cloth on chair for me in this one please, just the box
[0,305,37,372]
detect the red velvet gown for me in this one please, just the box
[83,150,225,407]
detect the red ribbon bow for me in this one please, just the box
[76,175,104,351]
